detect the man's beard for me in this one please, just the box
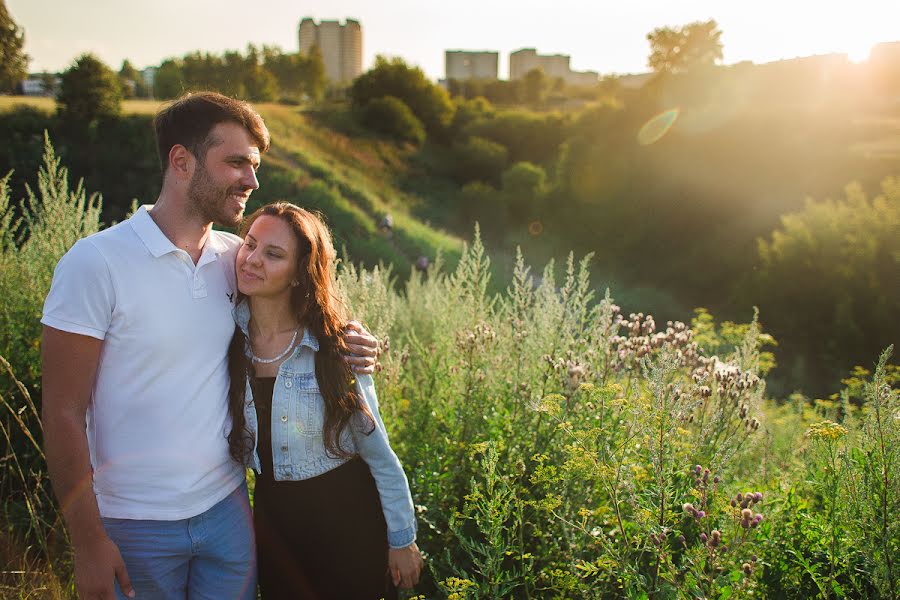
[187,164,244,228]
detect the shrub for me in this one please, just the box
[358,96,426,145]
[56,53,122,126]
[450,136,508,185]
[350,56,455,136]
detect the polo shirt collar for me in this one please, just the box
[232,299,320,352]
[130,206,177,258]
[130,205,234,261]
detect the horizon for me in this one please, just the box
[6,0,900,80]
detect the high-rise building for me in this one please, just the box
[445,50,499,81]
[298,17,363,84]
[510,48,598,86]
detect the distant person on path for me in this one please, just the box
[228,202,424,598]
[40,92,380,599]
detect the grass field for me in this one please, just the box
[0,95,164,115]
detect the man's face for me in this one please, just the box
[187,122,261,227]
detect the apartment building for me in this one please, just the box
[298,17,363,84]
[445,50,499,80]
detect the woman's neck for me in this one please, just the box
[247,295,301,338]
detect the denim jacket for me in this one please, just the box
[234,300,416,548]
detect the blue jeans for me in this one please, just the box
[101,481,256,600]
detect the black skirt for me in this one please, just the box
[252,376,397,600]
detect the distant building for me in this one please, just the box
[21,74,59,96]
[141,67,157,94]
[445,50,499,81]
[509,48,598,86]
[510,48,569,80]
[299,17,363,84]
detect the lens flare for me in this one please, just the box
[637,108,680,145]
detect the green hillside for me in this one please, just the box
[0,97,465,274]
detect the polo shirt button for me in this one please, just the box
[281,415,288,422]
[285,380,292,388]
[281,445,288,452]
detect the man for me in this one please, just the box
[41,92,379,599]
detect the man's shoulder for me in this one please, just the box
[211,229,242,250]
[77,219,138,252]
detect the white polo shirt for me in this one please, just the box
[41,206,244,520]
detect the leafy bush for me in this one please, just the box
[56,53,123,126]
[359,96,426,145]
[2,147,898,599]
[750,180,900,397]
[350,56,455,136]
[449,136,508,185]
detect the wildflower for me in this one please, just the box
[683,503,694,513]
[743,562,752,575]
[700,533,708,543]
[805,420,849,441]
[741,508,753,520]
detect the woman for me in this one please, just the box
[226,202,424,599]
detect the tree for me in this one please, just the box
[57,53,122,124]
[647,20,723,74]
[118,59,148,98]
[450,135,508,185]
[263,46,304,100]
[501,161,546,221]
[154,59,184,99]
[350,56,455,136]
[522,68,549,105]
[749,179,900,396]
[0,0,28,93]
[359,96,426,145]
[301,44,326,101]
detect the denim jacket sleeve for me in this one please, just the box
[351,374,417,549]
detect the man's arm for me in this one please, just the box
[42,326,133,599]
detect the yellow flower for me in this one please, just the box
[805,420,848,441]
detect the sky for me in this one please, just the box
[7,0,900,80]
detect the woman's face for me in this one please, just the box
[236,215,301,299]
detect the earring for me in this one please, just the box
[291,280,300,287]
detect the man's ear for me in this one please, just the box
[168,144,195,181]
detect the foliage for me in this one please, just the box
[500,161,547,223]
[449,136,508,186]
[56,54,123,125]
[1,136,102,596]
[1,144,898,597]
[358,96,426,145]
[350,56,455,136]
[0,0,27,93]
[153,58,185,99]
[750,180,900,397]
[647,20,724,74]
[151,45,325,102]
[462,110,570,166]
[118,60,149,99]
[522,68,550,106]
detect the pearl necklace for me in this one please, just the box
[249,328,300,364]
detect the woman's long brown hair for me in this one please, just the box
[227,202,373,464]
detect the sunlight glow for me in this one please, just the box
[638,109,680,146]
[847,41,874,63]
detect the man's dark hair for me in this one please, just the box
[153,91,270,174]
